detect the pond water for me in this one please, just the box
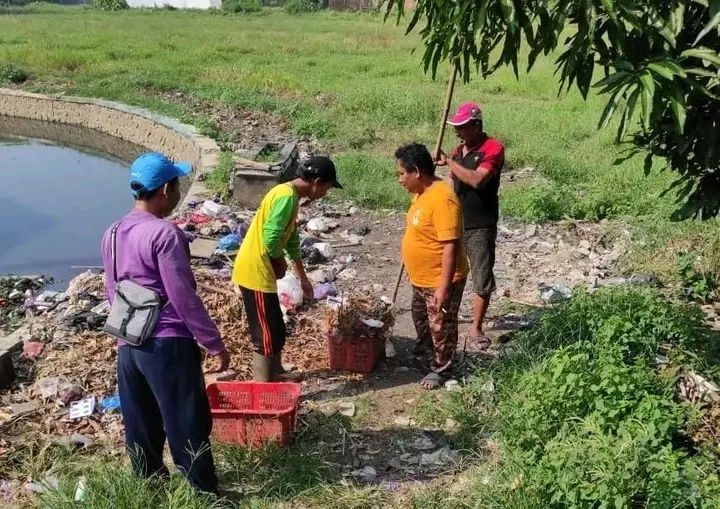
[0,137,133,288]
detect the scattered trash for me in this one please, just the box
[300,235,321,248]
[0,479,11,503]
[306,217,332,234]
[189,212,212,224]
[314,242,335,260]
[394,416,412,426]
[36,376,60,399]
[67,434,94,449]
[338,268,357,280]
[100,394,121,413]
[69,397,95,419]
[318,401,356,418]
[189,238,218,259]
[339,232,364,245]
[350,466,377,482]
[277,274,304,310]
[22,341,45,360]
[385,338,397,358]
[361,319,384,328]
[445,379,460,391]
[539,283,572,303]
[205,369,238,383]
[74,476,87,502]
[200,200,229,218]
[218,233,241,252]
[10,401,40,416]
[410,436,436,451]
[91,300,111,315]
[393,366,410,373]
[58,384,84,406]
[380,480,401,492]
[313,282,337,300]
[420,447,460,467]
[348,225,371,237]
[25,475,59,495]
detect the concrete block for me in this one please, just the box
[0,350,15,389]
[233,170,282,209]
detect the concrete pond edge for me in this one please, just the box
[0,88,221,382]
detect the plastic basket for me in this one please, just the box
[327,334,384,373]
[206,381,301,447]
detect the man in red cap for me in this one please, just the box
[436,102,505,351]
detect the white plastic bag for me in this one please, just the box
[200,200,229,218]
[277,273,304,311]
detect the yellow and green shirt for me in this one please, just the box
[232,183,301,293]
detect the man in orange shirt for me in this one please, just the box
[395,143,468,389]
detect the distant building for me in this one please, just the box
[126,0,220,8]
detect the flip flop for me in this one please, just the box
[465,333,492,353]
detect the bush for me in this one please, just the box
[0,64,29,84]
[284,0,320,14]
[91,0,128,10]
[221,0,261,13]
[436,287,720,507]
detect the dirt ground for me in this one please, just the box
[0,94,637,499]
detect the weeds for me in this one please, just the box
[206,151,234,199]
[284,0,321,14]
[677,252,718,304]
[0,63,29,84]
[91,0,128,11]
[221,0,262,13]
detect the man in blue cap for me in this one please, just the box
[101,152,229,494]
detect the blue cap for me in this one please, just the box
[129,152,192,198]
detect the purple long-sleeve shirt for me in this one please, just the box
[101,209,225,355]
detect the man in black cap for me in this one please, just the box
[232,156,342,380]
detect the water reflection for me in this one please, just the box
[0,139,132,287]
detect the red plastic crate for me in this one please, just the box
[327,334,384,373]
[206,382,301,447]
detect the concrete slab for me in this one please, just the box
[0,326,30,389]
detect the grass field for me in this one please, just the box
[0,3,687,219]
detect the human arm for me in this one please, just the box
[434,240,458,311]
[263,195,297,278]
[156,230,227,357]
[432,195,463,310]
[436,142,504,189]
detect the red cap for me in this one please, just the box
[447,102,483,126]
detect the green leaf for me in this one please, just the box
[639,71,656,126]
[644,153,653,176]
[687,67,720,78]
[598,83,628,129]
[681,47,720,67]
[617,85,640,141]
[694,9,720,45]
[594,70,630,91]
[600,0,616,21]
[647,60,687,80]
[670,84,687,134]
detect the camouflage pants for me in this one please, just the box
[411,279,466,374]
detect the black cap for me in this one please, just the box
[302,156,343,189]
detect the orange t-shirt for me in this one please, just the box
[401,180,468,288]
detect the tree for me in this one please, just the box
[385,0,720,219]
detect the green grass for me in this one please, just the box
[410,287,720,508]
[0,4,687,219]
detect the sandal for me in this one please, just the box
[465,333,492,353]
[419,372,445,390]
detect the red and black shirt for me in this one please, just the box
[450,136,505,229]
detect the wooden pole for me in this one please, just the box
[392,65,458,306]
